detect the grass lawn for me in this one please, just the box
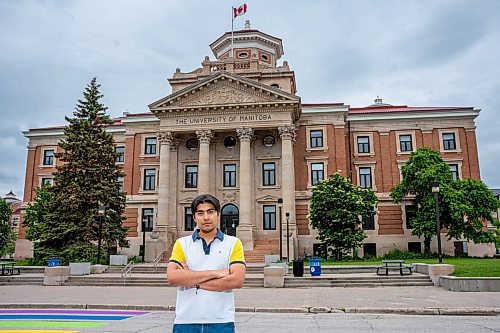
[301,258,500,277]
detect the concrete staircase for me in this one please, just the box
[0,264,433,288]
[284,274,434,287]
[0,275,44,286]
[244,239,279,263]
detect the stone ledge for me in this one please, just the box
[439,276,500,292]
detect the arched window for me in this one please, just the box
[220,204,239,236]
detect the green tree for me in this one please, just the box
[391,147,499,254]
[309,172,378,260]
[28,78,129,264]
[0,199,16,258]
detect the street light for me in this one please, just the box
[285,212,290,263]
[431,181,443,264]
[141,216,148,262]
[97,203,105,265]
[277,198,283,262]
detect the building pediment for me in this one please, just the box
[256,195,281,203]
[149,71,300,113]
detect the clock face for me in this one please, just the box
[262,135,275,148]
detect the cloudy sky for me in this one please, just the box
[1,0,499,200]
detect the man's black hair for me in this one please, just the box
[191,194,221,214]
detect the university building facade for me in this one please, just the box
[18,24,495,261]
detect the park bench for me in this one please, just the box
[376,260,413,276]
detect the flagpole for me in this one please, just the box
[231,7,234,58]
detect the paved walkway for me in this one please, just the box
[1,284,499,315]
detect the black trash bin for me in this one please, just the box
[292,258,304,277]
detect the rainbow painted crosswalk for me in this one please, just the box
[0,309,149,332]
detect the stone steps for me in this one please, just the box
[0,276,44,286]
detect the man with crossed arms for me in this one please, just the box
[167,194,246,333]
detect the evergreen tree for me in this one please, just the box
[0,199,16,258]
[309,172,378,260]
[391,147,499,254]
[32,78,128,264]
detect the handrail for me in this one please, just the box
[153,252,164,272]
[121,261,134,286]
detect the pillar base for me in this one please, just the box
[237,225,255,251]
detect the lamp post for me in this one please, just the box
[142,216,148,262]
[432,181,443,264]
[97,204,105,265]
[285,212,290,263]
[277,198,283,262]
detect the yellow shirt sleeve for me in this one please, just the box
[169,239,186,264]
[229,238,246,265]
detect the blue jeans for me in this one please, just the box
[172,322,235,333]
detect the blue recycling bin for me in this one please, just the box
[309,257,321,276]
[48,257,60,267]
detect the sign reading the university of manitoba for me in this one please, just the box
[175,114,272,125]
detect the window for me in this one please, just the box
[43,149,54,165]
[141,208,154,232]
[41,178,53,186]
[185,207,195,231]
[361,214,375,230]
[185,165,198,188]
[311,163,324,186]
[405,204,417,229]
[363,243,377,258]
[186,138,199,150]
[117,176,124,192]
[442,133,456,150]
[263,205,276,230]
[224,136,237,149]
[143,169,156,190]
[359,167,372,189]
[408,242,422,254]
[115,147,125,162]
[262,162,276,186]
[449,164,459,181]
[223,164,236,187]
[399,135,413,152]
[357,136,370,153]
[310,130,323,148]
[144,137,157,155]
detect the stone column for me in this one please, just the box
[196,130,213,195]
[278,125,297,260]
[236,127,254,251]
[153,130,174,261]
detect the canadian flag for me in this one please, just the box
[233,4,247,19]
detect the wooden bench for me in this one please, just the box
[376,260,413,276]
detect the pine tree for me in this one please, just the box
[34,78,129,264]
[0,199,16,258]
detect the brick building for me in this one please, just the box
[17,24,495,261]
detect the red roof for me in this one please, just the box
[349,105,474,114]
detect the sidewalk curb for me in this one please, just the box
[1,304,499,316]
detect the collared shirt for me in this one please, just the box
[169,229,245,324]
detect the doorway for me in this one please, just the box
[221,204,239,236]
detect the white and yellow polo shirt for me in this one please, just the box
[169,229,245,324]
